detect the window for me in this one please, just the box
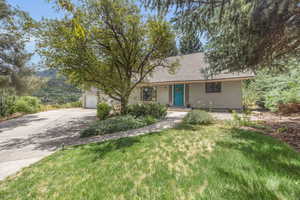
[205,82,222,93]
[142,87,156,101]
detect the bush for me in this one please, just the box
[40,104,59,111]
[142,115,158,125]
[15,96,41,114]
[246,60,300,112]
[263,88,300,112]
[228,110,253,127]
[81,115,155,137]
[126,103,167,119]
[227,110,265,129]
[59,101,82,108]
[40,101,82,111]
[0,94,17,117]
[69,101,82,107]
[97,102,112,120]
[183,110,214,125]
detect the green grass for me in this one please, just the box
[1,123,300,200]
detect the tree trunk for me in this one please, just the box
[120,96,129,115]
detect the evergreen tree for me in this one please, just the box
[179,31,202,55]
[144,0,300,72]
[0,0,10,19]
[0,0,34,95]
[168,38,179,56]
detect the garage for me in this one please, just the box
[84,94,97,108]
[83,88,98,108]
[83,88,117,108]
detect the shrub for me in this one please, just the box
[40,104,58,111]
[15,96,41,114]
[69,101,82,107]
[0,94,17,117]
[183,110,214,125]
[40,101,82,111]
[263,88,300,112]
[141,115,158,125]
[246,61,300,112]
[229,110,252,127]
[126,103,167,119]
[81,115,154,137]
[97,102,112,120]
[59,101,82,108]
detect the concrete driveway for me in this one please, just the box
[0,108,96,180]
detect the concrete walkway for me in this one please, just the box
[67,111,188,147]
[0,108,96,180]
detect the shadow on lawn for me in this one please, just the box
[86,137,141,160]
[174,123,198,131]
[216,128,300,180]
[215,168,280,199]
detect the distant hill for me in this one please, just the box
[34,69,82,104]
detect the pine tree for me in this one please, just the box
[179,32,202,55]
[168,38,179,56]
[0,0,10,19]
[143,0,300,72]
[0,0,34,95]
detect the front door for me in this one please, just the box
[173,84,184,106]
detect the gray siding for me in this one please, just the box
[189,81,242,109]
[121,80,243,109]
[156,86,169,105]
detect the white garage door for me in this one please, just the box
[85,95,97,108]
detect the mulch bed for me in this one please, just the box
[252,112,300,152]
[0,113,24,123]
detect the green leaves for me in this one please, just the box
[0,0,37,95]
[248,58,300,111]
[37,0,176,112]
[145,0,300,72]
[179,31,202,55]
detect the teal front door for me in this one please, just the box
[173,84,184,106]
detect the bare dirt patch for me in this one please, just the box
[0,112,24,123]
[252,112,300,152]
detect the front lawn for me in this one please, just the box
[1,123,300,199]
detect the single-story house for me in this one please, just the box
[83,53,254,109]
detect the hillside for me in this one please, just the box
[34,69,82,104]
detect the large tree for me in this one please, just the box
[37,0,177,113]
[168,38,179,56]
[0,0,35,95]
[179,31,202,55]
[144,0,300,72]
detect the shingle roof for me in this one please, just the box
[146,52,254,83]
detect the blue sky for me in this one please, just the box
[7,0,61,20]
[7,0,159,64]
